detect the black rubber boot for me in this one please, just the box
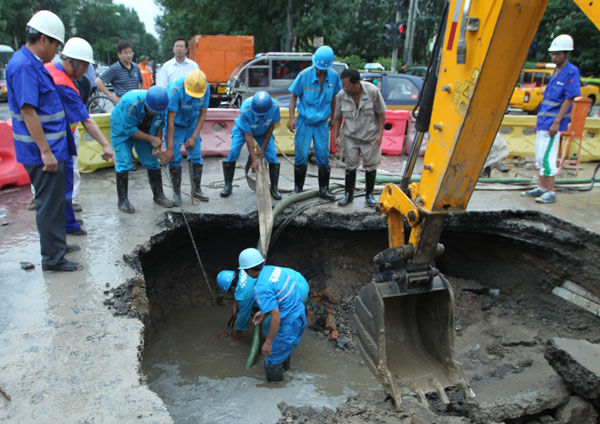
[292,164,307,195]
[192,164,209,202]
[365,169,377,208]
[116,171,135,214]
[269,162,282,200]
[318,166,336,201]
[283,354,291,371]
[147,169,174,208]
[264,363,284,382]
[338,169,356,207]
[169,167,182,207]
[220,161,235,197]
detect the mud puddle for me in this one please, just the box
[142,304,377,423]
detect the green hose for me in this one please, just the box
[357,175,600,185]
[245,186,341,368]
[245,323,262,369]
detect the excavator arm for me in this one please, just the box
[355,0,599,409]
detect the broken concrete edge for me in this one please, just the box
[545,337,600,408]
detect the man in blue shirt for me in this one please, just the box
[238,248,309,382]
[164,70,210,205]
[95,40,143,105]
[45,38,114,237]
[523,34,581,204]
[110,87,174,213]
[288,46,342,200]
[216,269,258,340]
[7,10,82,272]
[220,91,282,200]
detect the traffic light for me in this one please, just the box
[398,22,406,43]
[384,23,398,45]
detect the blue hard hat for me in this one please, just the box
[217,270,236,292]
[313,46,334,70]
[251,91,273,115]
[238,248,265,270]
[145,86,168,114]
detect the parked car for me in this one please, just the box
[225,52,347,108]
[360,72,423,110]
[509,64,599,115]
[0,44,14,102]
[276,72,423,111]
[405,66,427,77]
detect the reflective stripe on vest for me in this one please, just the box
[14,130,67,143]
[45,63,80,133]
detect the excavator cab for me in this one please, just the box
[353,0,564,408]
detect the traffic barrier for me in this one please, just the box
[381,109,409,155]
[78,113,115,173]
[0,120,30,189]
[200,108,238,157]
[275,108,297,155]
[499,115,600,161]
[404,112,428,156]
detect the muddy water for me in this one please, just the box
[142,304,378,424]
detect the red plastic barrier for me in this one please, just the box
[404,113,428,156]
[381,109,409,155]
[200,108,238,157]
[0,120,31,189]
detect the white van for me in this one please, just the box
[225,52,347,107]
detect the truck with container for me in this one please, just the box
[188,35,255,107]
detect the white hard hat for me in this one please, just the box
[27,10,65,44]
[548,34,574,52]
[62,37,95,64]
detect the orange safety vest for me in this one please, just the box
[44,62,80,133]
[139,63,153,90]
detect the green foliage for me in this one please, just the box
[582,77,600,85]
[0,0,157,66]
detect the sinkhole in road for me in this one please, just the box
[134,211,600,423]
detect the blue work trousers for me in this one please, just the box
[294,117,330,167]
[226,131,278,164]
[264,312,306,366]
[113,138,160,172]
[168,124,203,167]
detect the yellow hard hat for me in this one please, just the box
[184,70,207,98]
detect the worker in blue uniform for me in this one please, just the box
[288,46,342,200]
[216,269,258,340]
[110,86,174,213]
[522,34,581,204]
[239,248,309,382]
[45,37,113,236]
[7,10,82,272]
[220,91,282,200]
[164,70,211,205]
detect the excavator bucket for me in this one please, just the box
[354,274,468,407]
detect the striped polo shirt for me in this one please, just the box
[99,60,143,97]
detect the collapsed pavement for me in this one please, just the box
[2,158,600,422]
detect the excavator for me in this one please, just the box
[354,0,600,408]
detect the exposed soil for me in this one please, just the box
[106,209,600,423]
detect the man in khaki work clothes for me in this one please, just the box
[333,68,386,207]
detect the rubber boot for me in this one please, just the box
[365,169,377,208]
[116,171,135,214]
[264,363,284,382]
[147,169,174,208]
[318,166,336,201]
[169,167,182,207]
[220,161,235,197]
[283,354,291,371]
[269,162,282,200]
[338,169,356,207]
[292,164,307,195]
[192,163,209,202]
